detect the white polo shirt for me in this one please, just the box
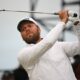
[18,22,80,80]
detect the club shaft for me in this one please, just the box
[0,9,55,15]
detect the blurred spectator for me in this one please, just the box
[72,55,80,80]
[13,65,29,80]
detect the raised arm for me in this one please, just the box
[18,10,68,68]
[60,21,80,57]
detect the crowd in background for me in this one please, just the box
[1,65,29,80]
[1,56,80,80]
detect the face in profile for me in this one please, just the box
[20,23,40,44]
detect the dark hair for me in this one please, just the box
[17,19,35,32]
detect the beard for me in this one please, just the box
[23,33,40,44]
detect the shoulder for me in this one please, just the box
[17,44,35,61]
[19,44,34,55]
